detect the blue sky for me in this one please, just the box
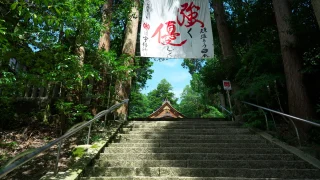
[141,59,192,102]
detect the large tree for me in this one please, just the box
[312,0,320,28]
[212,0,235,61]
[179,85,204,118]
[212,0,243,115]
[115,0,140,119]
[128,88,152,118]
[147,79,178,112]
[91,0,114,115]
[99,0,113,51]
[272,0,314,119]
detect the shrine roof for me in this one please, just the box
[147,100,186,118]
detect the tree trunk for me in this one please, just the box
[98,0,113,51]
[272,0,314,142]
[91,0,113,115]
[212,0,242,116]
[76,46,85,67]
[115,0,139,120]
[212,0,235,60]
[311,0,320,28]
[75,45,85,104]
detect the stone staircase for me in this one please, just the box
[82,120,320,179]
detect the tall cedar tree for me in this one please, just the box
[212,0,242,115]
[212,0,235,60]
[99,0,113,51]
[272,0,315,121]
[116,0,140,119]
[91,0,113,115]
[312,0,320,28]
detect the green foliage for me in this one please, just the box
[0,70,22,128]
[91,143,99,149]
[0,0,153,130]
[309,126,320,145]
[55,100,92,123]
[179,85,205,118]
[1,0,317,134]
[0,71,17,94]
[200,57,226,93]
[0,19,8,53]
[201,106,224,118]
[0,99,15,129]
[130,78,179,118]
[0,141,18,150]
[233,39,284,102]
[181,59,205,75]
[147,79,178,112]
[90,135,102,143]
[72,147,86,158]
[134,57,154,88]
[129,88,152,118]
[242,110,265,129]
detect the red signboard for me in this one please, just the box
[223,80,232,90]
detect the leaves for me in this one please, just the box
[10,2,18,10]
[179,85,204,118]
[146,79,178,112]
[201,106,224,118]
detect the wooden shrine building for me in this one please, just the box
[148,99,186,118]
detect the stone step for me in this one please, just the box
[99,153,298,161]
[113,139,268,144]
[128,125,238,129]
[83,177,319,180]
[109,143,274,148]
[121,128,251,135]
[127,121,233,125]
[92,167,320,178]
[104,147,285,154]
[84,120,320,180]
[123,127,248,130]
[127,122,238,127]
[117,134,262,140]
[95,160,314,169]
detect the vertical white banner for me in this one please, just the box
[140,0,214,59]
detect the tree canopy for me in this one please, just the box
[147,79,178,112]
[0,0,319,137]
[0,0,152,130]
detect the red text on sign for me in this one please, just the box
[177,2,204,28]
[151,21,187,46]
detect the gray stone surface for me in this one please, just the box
[104,147,285,154]
[82,120,320,180]
[114,139,268,144]
[95,159,314,169]
[82,178,318,180]
[118,134,262,140]
[100,152,297,161]
[122,128,251,134]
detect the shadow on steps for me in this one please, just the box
[82,119,320,179]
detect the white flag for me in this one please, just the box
[140,0,214,59]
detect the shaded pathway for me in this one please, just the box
[82,119,320,179]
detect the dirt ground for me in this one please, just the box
[0,122,89,180]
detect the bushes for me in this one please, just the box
[201,106,225,118]
[0,98,15,129]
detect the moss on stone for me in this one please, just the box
[91,144,99,149]
[72,147,86,158]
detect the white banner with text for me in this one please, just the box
[140,0,214,59]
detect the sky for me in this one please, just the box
[141,59,192,102]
